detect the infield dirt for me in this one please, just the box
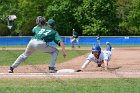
[0,47,140,78]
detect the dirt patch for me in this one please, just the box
[1,47,140,78]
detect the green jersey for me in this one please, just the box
[73,31,78,38]
[32,25,62,46]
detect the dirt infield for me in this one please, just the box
[0,47,140,78]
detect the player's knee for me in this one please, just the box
[55,49,59,54]
[20,53,28,60]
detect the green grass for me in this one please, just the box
[0,50,90,66]
[0,78,140,93]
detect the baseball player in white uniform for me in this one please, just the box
[81,42,112,71]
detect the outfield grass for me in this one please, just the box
[0,78,139,93]
[0,50,90,66]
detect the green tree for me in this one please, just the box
[2,0,139,36]
[75,0,118,36]
[126,0,140,35]
[117,0,131,35]
[45,0,83,36]
[0,23,10,36]
[17,0,47,35]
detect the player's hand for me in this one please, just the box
[63,51,67,58]
[104,66,108,71]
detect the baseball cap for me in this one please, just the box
[47,19,55,26]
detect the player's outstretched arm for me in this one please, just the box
[81,60,90,69]
[60,42,67,58]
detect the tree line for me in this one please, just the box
[0,0,140,36]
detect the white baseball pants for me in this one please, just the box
[11,39,59,69]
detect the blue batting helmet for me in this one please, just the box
[92,44,101,53]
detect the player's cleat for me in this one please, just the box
[8,66,14,73]
[49,67,57,73]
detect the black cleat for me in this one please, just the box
[49,67,57,73]
[8,66,14,73]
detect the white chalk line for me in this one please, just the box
[0,71,140,78]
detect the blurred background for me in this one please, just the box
[1,0,140,36]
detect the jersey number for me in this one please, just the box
[38,29,51,35]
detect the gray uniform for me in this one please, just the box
[11,25,62,69]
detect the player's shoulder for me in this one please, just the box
[33,25,38,29]
[33,25,42,30]
[32,25,39,32]
[99,51,104,56]
[88,52,93,57]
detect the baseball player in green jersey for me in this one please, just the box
[8,16,66,73]
[71,29,80,48]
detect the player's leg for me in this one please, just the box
[104,60,109,70]
[37,42,59,73]
[76,38,80,48]
[47,48,59,73]
[8,40,35,73]
[104,51,112,70]
[71,38,76,48]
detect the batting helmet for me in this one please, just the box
[92,44,101,53]
[36,16,46,25]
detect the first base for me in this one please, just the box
[57,69,75,73]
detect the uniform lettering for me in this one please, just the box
[38,29,51,36]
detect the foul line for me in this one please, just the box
[1,71,140,78]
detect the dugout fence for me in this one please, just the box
[0,36,140,46]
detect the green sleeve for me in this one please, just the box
[54,32,62,46]
[32,26,36,33]
[75,32,78,38]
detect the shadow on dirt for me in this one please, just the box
[107,66,122,71]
